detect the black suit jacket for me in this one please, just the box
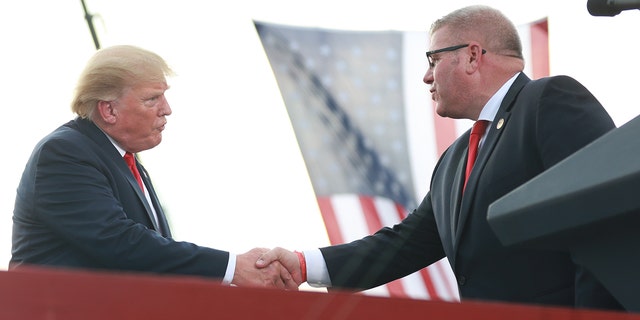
[320,73,620,308]
[11,117,228,279]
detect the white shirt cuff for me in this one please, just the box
[304,249,332,287]
[222,252,236,285]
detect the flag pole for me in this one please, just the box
[80,0,100,50]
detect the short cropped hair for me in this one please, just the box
[429,5,523,60]
[71,45,174,119]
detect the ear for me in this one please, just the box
[96,100,117,124]
[466,42,484,74]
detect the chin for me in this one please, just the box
[435,106,462,120]
[147,136,162,149]
[435,106,448,118]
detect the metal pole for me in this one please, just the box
[80,0,100,50]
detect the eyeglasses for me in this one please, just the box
[426,44,486,68]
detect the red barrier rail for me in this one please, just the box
[1,266,637,320]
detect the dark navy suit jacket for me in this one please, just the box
[320,73,622,309]
[11,117,228,279]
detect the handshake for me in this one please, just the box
[230,247,306,290]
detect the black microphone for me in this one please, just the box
[587,0,640,16]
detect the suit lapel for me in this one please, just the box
[450,152,467,239]
[117,154,162,233]
[73,118,165,235]
[128,159,162,233]
[431,133,469,258]
[139,164,172,237]
[453,73,530,248]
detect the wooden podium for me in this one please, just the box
[1,266,638,320]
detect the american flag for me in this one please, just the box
[255,18,548,301]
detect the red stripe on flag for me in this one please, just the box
[395,202,408,219]
[530,18,549,79]
[433,259,458,299]
[316,197,344,244]
[432,103,459,156]
[395,201,451,300]
[358,196,384,234]
[318,195,458,300]
[359,196,408,298]
[419,268,441,300]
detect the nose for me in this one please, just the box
[160,95,172,116]
[423,68,434,85]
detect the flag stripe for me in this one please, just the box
[380,197,443,299]
[418,268,441,299]
[359,196,409,298]
[394,202,407,220]
[316,197,344,244]
[359,196,385,235]
[432,106,459,156]
[530,19,550,79]
[319,194,461,300]
[431,260,458,299]
[332,195,390,297]
[331,195,368,243]
[399,272,430,300]
[374,197,403,228]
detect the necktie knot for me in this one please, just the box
[124,152,144,191]
[123,152,135,167]
[464,120,489,191]
[470,120,489,140]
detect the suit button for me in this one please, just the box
[457,275,466,286]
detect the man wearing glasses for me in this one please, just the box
[258,5,623,310]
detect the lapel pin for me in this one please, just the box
[496,118,505,130]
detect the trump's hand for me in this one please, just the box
[231,248,298,290]
[256,247,305,286]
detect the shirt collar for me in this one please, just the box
[478,72,520,122]
[98,128,127,157]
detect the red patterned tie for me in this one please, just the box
[124,152,144,192]
[464,120,489,191]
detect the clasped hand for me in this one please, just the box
[230,247,303,290]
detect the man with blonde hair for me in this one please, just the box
[11,45,295,289]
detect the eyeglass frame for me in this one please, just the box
[426,44,486,68]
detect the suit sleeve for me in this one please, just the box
[533,76,620,308]
[319,192,446,291]
[30,138,229,279]
[535,76,615,168]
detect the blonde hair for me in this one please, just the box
[71,45,174,119]
[429,5,523,60]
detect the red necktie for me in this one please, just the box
[124,152,144,192]
[464,120,489,191]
